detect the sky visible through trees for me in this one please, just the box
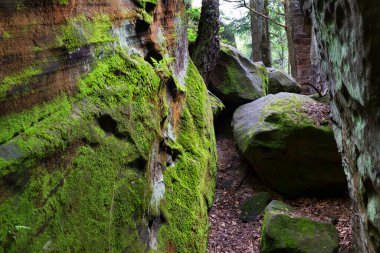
[191,0,289,71]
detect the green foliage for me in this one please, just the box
[187,7,201,43]
[267,0,288,70]
[221,1,288,71]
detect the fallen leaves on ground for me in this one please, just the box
[206,136,352,253]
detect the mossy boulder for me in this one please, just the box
[232,93,346,197]
[267,68,300,94]
[240,192,272,223]
[261,200,340,253]
[209,44,268,108]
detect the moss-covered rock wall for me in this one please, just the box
[301,0,380,252]
[0,1,217,252]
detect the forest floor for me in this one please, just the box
[206,134,352,253]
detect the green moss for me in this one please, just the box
[56,14,115,52]
[208,91,224,116]
[140,9,154,25]
[258,64,269,96]
[216,46,268,101]
[261,208,339,253]
[240,192,271,223]
[0,66,42,99]
[0,96,71,144]
[1,38,216,253]
[157,60,217,252]
[262,96,331,134]
[0,47,165,252]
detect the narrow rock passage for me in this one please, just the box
[207,134,352,253]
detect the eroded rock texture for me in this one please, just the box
[302,0,380,252]
[0,1,217,252]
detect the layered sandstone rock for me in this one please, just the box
[0,1,217,252]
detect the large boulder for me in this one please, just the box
[209,44,268,107]
[232,93,346,197]
[267,68,300,94]
[261,200,340,253]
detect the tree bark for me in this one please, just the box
[285,0,319,94]
[250,0,271,67]
[191,0,220,84]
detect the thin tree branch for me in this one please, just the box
[302,82,324,98]
[242,0,287,29]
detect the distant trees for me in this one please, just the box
[250,0,271,66]
[225,0,288,69]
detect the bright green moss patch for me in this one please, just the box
[57,15,115,51]
[0,96,71,144]
[0,48,162,175]
[157,60,217,252]
[0,48,164,251]
[208,91,224,116]
[0,66,42,99]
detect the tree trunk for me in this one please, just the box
[250,0,271,67]
[191,0,220,84]
[285,0,326,94]
[284,0,296,77]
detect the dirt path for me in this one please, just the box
[206,135,352,253]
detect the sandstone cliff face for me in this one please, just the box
[0,1,217,252]
[302,0,380,252]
